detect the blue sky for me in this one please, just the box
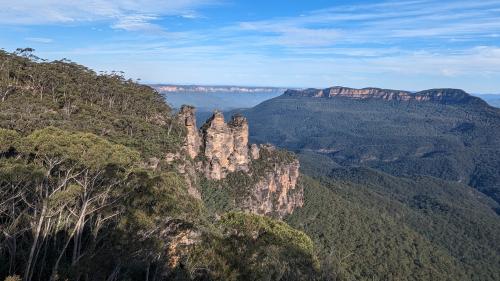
[1,0,500,93]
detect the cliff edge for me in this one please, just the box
[285,86,488,105]
[177,105,303,217]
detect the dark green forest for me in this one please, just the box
[235,92,500,204]
[0,50,317,281]
[287,171,500,281]
[1,49,499,281]
[232,88,500,280]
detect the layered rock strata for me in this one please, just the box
[243,147,302,217]
[200,111,250,179]
[176,106,303,217]
[285,87,481,104]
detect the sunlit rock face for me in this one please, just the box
[285,87,479,104]
[200,111,250,179]
[177,105,201,159]
[243,149,302,218]
[177,108,303,217]
[228,114,250,171]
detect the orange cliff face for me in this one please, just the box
[158,85,182,92]
[177,105,201,159]
[199,110,251,179]
[176,105,303,218]
[285,86,479,105]
[244,149,302,217]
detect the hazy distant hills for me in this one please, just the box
[152,84,286,93]
[287,170,500,280]
[151,84,500,112]
[152,84,285,112]
[233,86,500,205]
[227,86,500,280]
[473,94,500,108]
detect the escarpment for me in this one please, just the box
[199,111,250,179]
[285,86,486,105]
[177,105,202,159]
[177,105,303,217]
[243,145,302,217]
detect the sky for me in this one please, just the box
[1,0,500,93]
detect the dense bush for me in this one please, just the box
[235,93,500,203]
[0,50,319,281]
[287,171,500,281]
[185,212,318,281]
[0,49,184,157]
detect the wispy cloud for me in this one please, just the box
[111,14,161,32]
[3,0,500,92]
[25,37,53,43]
[0,0,214,29]
[237,0,500,46]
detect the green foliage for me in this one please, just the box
[236,94,500,204]
[220,212,314,255]
[0,129,20,153]
[186,212,318,281]
[287,176,465,281]
[251,147,296,175]
[0,50,185,157]
[122,171,204,228]
[21,126,140,170]
[287,171,500,281]
[200,177,237,214]
[0,131,206,281]
[0,158,45,184]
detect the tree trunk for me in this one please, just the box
[72,200,88,265]
[24,203,46,281]
[145,262,150,281]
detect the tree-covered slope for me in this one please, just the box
[0,49,184,157]
[234,90,500,203]
[287,171,500,281]
[2,49,499,281]
[232,87,500,280]
[0,50,318,281]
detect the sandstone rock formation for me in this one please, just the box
[177,107,252,180]
[250,144,260,160]
[285,87,481,104]
[176,106,303,217]
[243,147,302,217]
[177,105,201,159]
[200,111,250,179]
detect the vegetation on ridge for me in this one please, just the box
[232,87,500,280]
[0,50,317,281]
[2,48,499,281]
[235,92,500,204]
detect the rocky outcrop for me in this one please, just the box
[200,111,250,179]
[228,114,250,170]
[176,107,303,217]
[285,87,483,105]
[243,147,302,218]
[177,105,201,159]
[250,144,260,160]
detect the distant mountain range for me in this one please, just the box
[233,86,500,204]
[473,93,500,108]
[286,87,487,105]
[229,85,500,280]
[151,84,500,109]
[151,84,286,94]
